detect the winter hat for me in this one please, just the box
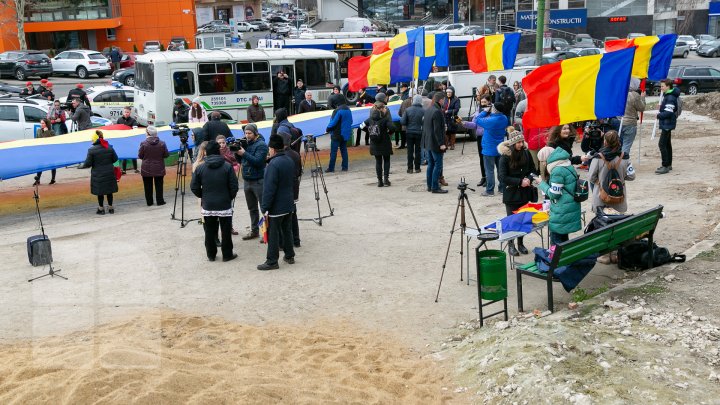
[174,98,183,105]
[192,97,200,104]
[375,92,387,104]
[504,130,525,147]
[492,102,503,113]
[244,123,259,136]
[40,79,47,84]
[45,81,53,88]
[76,83,84,88]
[268,134,285,150]
[206,140,220,155]
[25,81,32,86]
[91,130,108,149]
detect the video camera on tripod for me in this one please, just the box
[170,122,192,143]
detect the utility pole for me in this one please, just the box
[535,0,545,66]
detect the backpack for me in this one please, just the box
[618,239,685,270]
[500,86,515,114]
[598,154,625,205]
[368,120,382,140]
[562,167,589,203]
[675,96,682,117]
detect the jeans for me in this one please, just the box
[328,139,348,171]
[426,150,444,190]
[243,178,263,233]
[142,176,164,205]
[620,125,637,156]
[51,123,66,135]
[550,231,569,246]
[204,216,233,259]
[266,214,295,265]
[659,129,672,167]
[483,154,502,194]
[375,155,390,179]
[476,137,486,178]
[406,133,421,170]
[421,148,428,163]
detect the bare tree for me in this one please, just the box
[0,0,30,50]
[676,0,706,35]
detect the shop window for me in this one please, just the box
[106,28,116,41]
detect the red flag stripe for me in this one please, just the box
[467,37,488,73]
[605,38,634,52]
[348,55,371,92]
[372,40,390,55]
[521,62,562,129]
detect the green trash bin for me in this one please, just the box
[476,249,508,301]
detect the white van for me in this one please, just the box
[426,68,535,106]
[342,17,373,33]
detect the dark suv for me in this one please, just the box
[0,51,53,80]
[649,66,720,96]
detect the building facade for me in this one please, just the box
[0,0,197,53]
[194,0,262,27]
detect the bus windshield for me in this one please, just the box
[135,62,155,92]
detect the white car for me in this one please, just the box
[59,84,134,122]
[678,35,698,51]
[438,23,466,35]
[236,21,260,32]
[51,49,111,79]
[0,97,50,141]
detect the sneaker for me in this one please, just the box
[134,169,140,174]
[242,231,259,240]
[257,262,279,271]
[283,256,295,264]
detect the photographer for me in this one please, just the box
[233,124,268,240]
[172,98,189,124]
[498,128,537,256]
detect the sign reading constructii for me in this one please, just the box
[516,8,587,29]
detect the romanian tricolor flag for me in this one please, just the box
[522,47,635,129]
[366,29,420,86]
[466,33,521,73]
[415,32,450,80]
[604,34,677,80]
[258,215,268,244]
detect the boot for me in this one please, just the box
[378,178,384,187]
[384,177,391,187]
[517,238,528,255]
[477,177,487,187]
[508,241,519,257]
[449,133,456,149]
[439,177,448,186]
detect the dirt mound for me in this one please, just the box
[682,92,720,121]
[0,311,462,404]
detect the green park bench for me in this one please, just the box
[516,205,664,313]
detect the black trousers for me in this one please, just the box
[476,137,486,178]
[142,176,164,205]
[659,129,672,167]
[406,133,421,170]
[122,159,137,171]
[267,214,295,265]
[355,127,369,146]
[375,155,390,179]
[97,194,113,206]
[291,205,300,245]
[204,216,233,259]
[36,169,56,181]
[394,129,406,147]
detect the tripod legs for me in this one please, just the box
[28,263,67,282]
[300,144,334,226]
[171,146,199,228]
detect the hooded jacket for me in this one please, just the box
[365,108,393,156]
[622,78,646,126]
[261,151,296,216]
[497,141,537,206]
[138,136,170,177]
[203,116,233,139]
[240,135,268,181]
[190,155,239,211]
[326,104,353,142]
[82,142,119,196]
[538,148,582,235]
[657,87,680,131]
[400,96,424,135]
[475,109,508,157]
[172,103,189,123]
[588,148,635,213]
[247,103,266,123]
[72,104,92,131]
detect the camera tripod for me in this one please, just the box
[435,178,481,302]
[299,135,334,226]
[28,184,66,282]
[171,141,199,228]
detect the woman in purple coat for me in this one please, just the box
[138,125,170,206]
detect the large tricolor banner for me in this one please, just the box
[522,47,635,129]
[604,34,677,80]
[0,103,403,180]
[466,33,521,73]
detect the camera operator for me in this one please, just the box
[257,135,296,271]
[71,98,92,131]
[233,124,268,240]
[172,98,189,124]
[203,111,232,140]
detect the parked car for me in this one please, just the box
[169,37,187,50]
[0,97,51,141]
[51,49,110,79]
[574,34,597,48]
[199,20,227,30]
[111,67,135,87]
[0,51,52,80]
[59,84,134,121]
[438,23,466,35]
[236,21,260,32]
[673,41,690,58]
[462,26,494,35]
[514,56,558,67]
[697,39,720,57]
[648,66,720,96]
[197,22,231,34]
[143,40,161,53]
[544,51,579,61]
[247,19,270,30]
[678,35,698,51]
[627,33,646,39]
[551,38,570,51]
[0,82,23,95]
[271,23,292,35]
[604,36,620,43]
[568,47,602,57]
[269,15,290,23]
[695,34,716,46]
[109,53,137,72]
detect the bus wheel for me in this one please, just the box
[344,90,359,104]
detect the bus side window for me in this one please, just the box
[173,71,195,96]
[198,62,235,94]
[235,61,271,92]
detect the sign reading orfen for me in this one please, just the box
[516,8,587,29]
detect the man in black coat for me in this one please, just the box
[284,139,302,248]
[67,83,91,108]
[172,98,189,124]
[400,94,425,173]
[190,140,240,262]
[421,92,447,193]
[202,111,232,140]
[257,134,296,270]
[273,71,291,112]
[297,91,317,114]
[71,98,92,131]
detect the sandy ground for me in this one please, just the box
[0,109,718,403]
